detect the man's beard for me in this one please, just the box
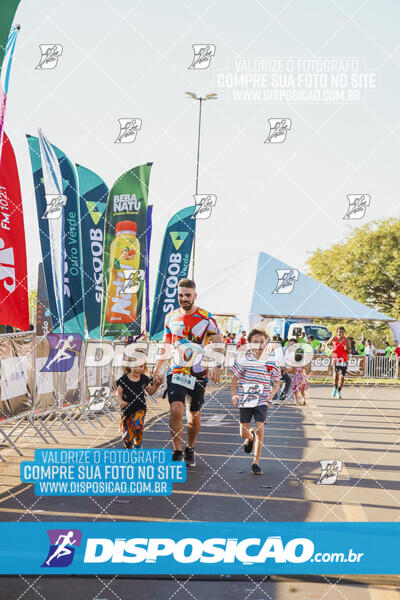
[179,299,194,311]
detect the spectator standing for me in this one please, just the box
[238,331,247,348]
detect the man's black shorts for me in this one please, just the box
[334,363,347,375]
[166,374,207,412]
[239,405,268,424]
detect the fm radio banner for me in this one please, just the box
[0,522,398,575]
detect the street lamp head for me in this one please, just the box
[185,92,198,99]
[205,93,218,99]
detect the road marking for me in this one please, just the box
[172,489,373,507]
[342,503,368,522]
[0,484,32,505]
[0,506,190,522]
[369,589,400,600]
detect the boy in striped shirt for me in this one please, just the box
[231,329,281,475]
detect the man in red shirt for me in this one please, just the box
[326,326,352,399]
[153,279,224,466]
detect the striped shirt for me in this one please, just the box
[231,350,281,407]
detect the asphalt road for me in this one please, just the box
[1,383,400,598]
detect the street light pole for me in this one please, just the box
[195,97,203,196]
[185,91,217,282]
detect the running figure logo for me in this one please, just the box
[42,529,82,567]
[242,383,264,406]
[192,194,217,219]
[42,193,67,220]
[41,334,83,373]
[35,44,63,69]
[264,118,292,143]
[316,460,343,485]
[343,194,371,220]
[273,269,299,294]
[122,268,145,294]
[188,44,216,69]
[88,386,110,412]
[114,118,142,143]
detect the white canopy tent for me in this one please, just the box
[198,251,394,330]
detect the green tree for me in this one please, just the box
[307,218,400,346]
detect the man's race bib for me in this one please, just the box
[171,373,196,390]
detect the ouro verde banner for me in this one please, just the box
[100,163,152,338]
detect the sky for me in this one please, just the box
[5,0,400,302]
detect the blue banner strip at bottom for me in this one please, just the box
[0,522,397,575]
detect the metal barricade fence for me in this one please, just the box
[363,355,399,379]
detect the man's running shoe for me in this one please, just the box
[332,387,338,398]
[251,463,263,475]
[184,446,196,467]
[244,429,255,454]
[172,450,183,461]
[337,390,342,399]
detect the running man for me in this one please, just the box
[326,326,351,398]
[153,279,224,466]
[45,335,76,370]
[231,329,281,475]
[45,531,77,566]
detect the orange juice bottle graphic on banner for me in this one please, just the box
[105,220,140,323]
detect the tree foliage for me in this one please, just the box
[307,218,400,345]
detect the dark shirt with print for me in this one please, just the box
[116,374,151,417]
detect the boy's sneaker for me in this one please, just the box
[172,450,183,461]
[251,463,263,475]
[244,429,255,454]
[184,446,196,467]
[332,387,337,398]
